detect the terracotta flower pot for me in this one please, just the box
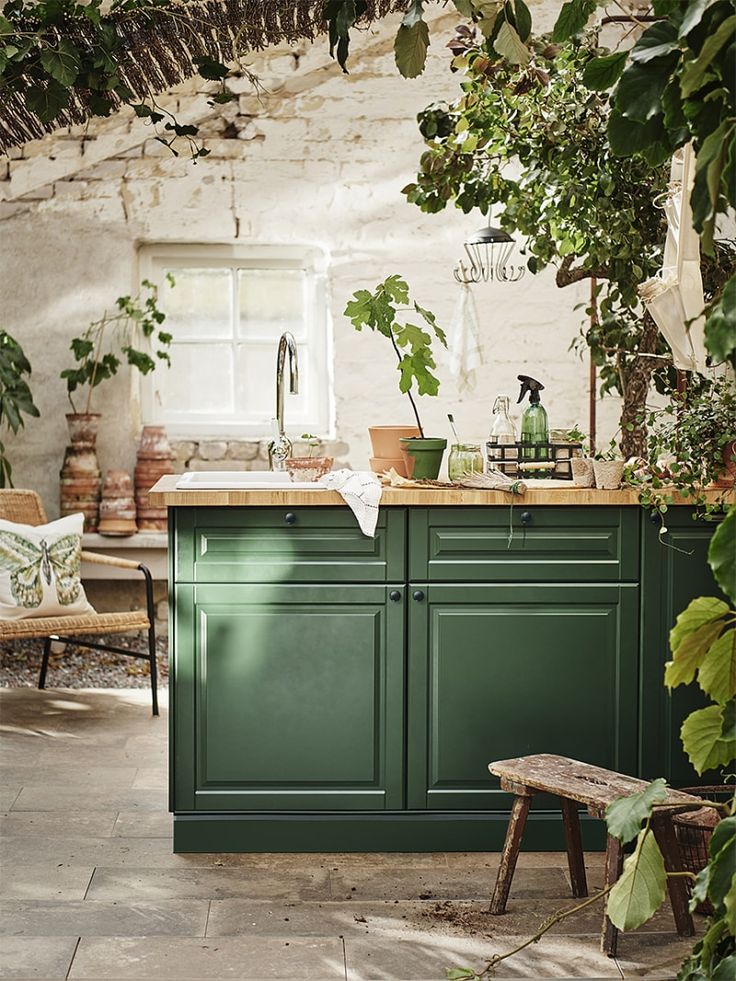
[285,457,334,482]
[60,413,102,531]
[368,425,421,460]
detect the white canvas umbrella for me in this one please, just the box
[639,143,708,374]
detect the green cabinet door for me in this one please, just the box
[640,509,724,785]
[172,583,405,811]
[407,583,639,810]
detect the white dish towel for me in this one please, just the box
[448,281,483,394]
[320,469,382,537]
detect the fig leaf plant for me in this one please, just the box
[344,275,447,438]
[61,277,174,415]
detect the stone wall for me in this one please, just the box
[1,0,623,524]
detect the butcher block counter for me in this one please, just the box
[150,474,728,853]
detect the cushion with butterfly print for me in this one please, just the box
[0,512,95,620]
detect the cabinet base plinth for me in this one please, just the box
[172,811,606,853]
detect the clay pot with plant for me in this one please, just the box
[286,434,334,482]
[58,278,174,529]
[344,275,448,480]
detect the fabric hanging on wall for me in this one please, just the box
[638,143,708,374]
[448,281,484,394]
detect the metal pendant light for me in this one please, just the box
[454,224,526,284]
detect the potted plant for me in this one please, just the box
[633,375,736,512]
[561,425,594,487]
[344,275,448,479]
[0,330,40,487]
[592,438,625,490]
[286,433,334,482]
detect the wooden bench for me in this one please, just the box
[489,754,702,956]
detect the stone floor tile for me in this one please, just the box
[0,936,78,979]
[0,810,118,838]
[87,866,332,902]
[446,851,606,870]
[615,932,701,977]
[131,768,167,789]
[344,934,623,979]
[112,811,172,838]
[329,866,568,902]
[11,786,168,812]
[0,864,94,900]
[0,899,209,937]
[0,785,20,809]
[0,764,139,787]
[68,936,346,979]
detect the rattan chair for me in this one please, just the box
[0,490,159,715]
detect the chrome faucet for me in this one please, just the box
[268,331,299,471]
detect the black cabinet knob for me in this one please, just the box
[412,590,425,602]
[520,511,532,525]
[389,590,401,603]
[284,512,296,525]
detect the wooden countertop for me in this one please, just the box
[148,474,732,507]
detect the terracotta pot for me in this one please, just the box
[60,413,102,532]
[134,426,174,530]
[715,439,736,488]
[138,425,173,460]
[369,456,410,478]
[368,425,421,459]
[285,457,334,482]
[98,468,137,536]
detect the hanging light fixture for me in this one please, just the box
[453,223,526,284]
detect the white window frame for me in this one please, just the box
[138,243,333,439]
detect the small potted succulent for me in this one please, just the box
[286,434,334,482]
[344,275,447,479]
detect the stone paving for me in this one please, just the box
[0,688,701,979]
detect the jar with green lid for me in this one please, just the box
[448,443,484,482]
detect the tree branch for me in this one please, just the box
[556,256,608,288]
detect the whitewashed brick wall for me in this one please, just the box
[1,3,622,517]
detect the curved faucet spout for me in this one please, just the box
[270,332,300,471]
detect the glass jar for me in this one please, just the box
[448,443,484,482]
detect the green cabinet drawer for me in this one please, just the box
[173,582,405,812]
[409,506,639,582]
[407,582,639,811]
[175,507,405,583]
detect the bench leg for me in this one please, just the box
[560,797,588,898]
[653,815,695,939]
[490,793,531,915]
[601,834,624,957]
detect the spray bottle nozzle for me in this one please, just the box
[517,375,544,405]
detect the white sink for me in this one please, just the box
[176,471,328,490]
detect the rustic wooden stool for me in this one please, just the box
[488,754,702,956]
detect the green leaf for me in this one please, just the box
[680,16,736,98]
[452,0,475,15]
[194,55,230,81]
[582,51,628,90]
[691,120,730,253]
[698,629,736,705]
[552,0,596,42]
[395,16,430,78]
[665,619,726,689]
[514,0,532,42]
[679,0,713,38]
[714,956,736,981]
[382,275,410,305]
[680,703,736,774]
[25,78,69,123]
[616,61,673,122]
[493,21,530,66]
[630,23,679,64]
[605,778,669,844]
[606,829,667,931]
[709,507,736,605]
[608,110,665,156]
[669,596,729,652]
[40,38,81,87]
[725,876,736,937]
[446,970,478,981]
[708,815,736,912]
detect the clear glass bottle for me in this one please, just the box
[488,395,517,470]
[448,443,484,482]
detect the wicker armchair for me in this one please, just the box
[0,490,159,715]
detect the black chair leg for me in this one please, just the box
[38,636,52,689]
[140,564,159,717]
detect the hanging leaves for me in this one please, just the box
[709,508,736,605]
[395,0,430,78]
[493,22,529,66]
[606,829,667,932]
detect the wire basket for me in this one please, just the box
[486,441,583,480]
[673,786,732,915]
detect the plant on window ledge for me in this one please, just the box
[60,277,174,417]
[0,330,40,487]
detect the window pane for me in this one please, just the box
[163,343,234,416]
[236,344,310,422]
[238,269,307,340]
[163,268,232,340]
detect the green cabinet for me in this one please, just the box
[639,510,724,786]
[407,583,639,810]
[173,582,405,811]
